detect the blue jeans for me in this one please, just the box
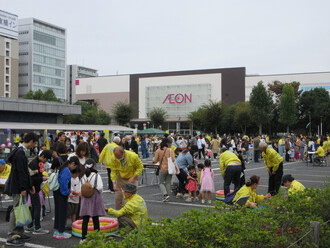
[278,145,284,157]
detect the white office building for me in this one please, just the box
[67,65,98,104]
[18,18,66,100]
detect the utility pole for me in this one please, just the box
[308,111,311,137]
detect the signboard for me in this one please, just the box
[0,10,18,39]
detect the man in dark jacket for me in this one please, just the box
[97,132,108,154]
[5,132,38,246]
[26,150,52,234]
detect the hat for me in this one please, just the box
[0,159,6,165]
[122,183,137,194]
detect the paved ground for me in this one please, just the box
[0,156,329,247]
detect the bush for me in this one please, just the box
[76,185,330,248]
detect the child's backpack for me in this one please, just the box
[47,157,64,191]
[224,188,239,205]
[81,174,98,198]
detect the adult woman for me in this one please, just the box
[51,143,68,173]
[153,138,178,202]
[175,148,194,198]
[211,135,220,159]
[233,175,271,208]
[53,156,80,239]
[282,174,305,196]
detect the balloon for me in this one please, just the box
[6,138,10,143]
[6,128,10,133]
[95,135,100,140]
[8,143,12,147]
[24,133,27,136]
[56,130,60,134]
[1,144,5,148]
[48,137,51,141]
[47,133,50,136]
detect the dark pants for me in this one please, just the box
[107,168,114,191]
[176,169,188,194]
[53,190,68,233]
[268,162,283,196]
[118,216,136,230]
[8,194,25,241]
[82,216,99,240]
[198,148,205,159]
[254,150,260,162]
[224,165,242,196]
[213,153,217,159]
[28,191,41,229]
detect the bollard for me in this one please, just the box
[310,221,320,248]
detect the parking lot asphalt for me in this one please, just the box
[0,155,329,247]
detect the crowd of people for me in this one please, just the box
[0,130,328,246]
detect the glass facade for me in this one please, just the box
[32,22,66,99]
[145,84,211,117]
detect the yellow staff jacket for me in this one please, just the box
[233,185,265,206]
[219,151,241,176]
[99,142,119,168]
[262,147,283,172]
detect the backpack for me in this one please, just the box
[224,188,239,205]
[81,173,98,198]
[47,156,64,191]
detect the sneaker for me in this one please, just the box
[40,216,43,222]
[18,234,31,241]
[53,231,60,239]
[183,193,189,199]
[193,197,199,202]
[6,238,25,246]
[163,195,170,202]
[201,199,205,204]
[109,190,115,194]
[25,226,34,233]
[176,193,183,199]
[33,227,50,235]
[185,197,192,202]
[61,232,72,239]
[208,200,212,204]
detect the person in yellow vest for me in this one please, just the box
[13,134,20,147]
[314,144,325,165]
[259,142,283,196]
[278,136,285,157]
[111,146,144,210]
[219,147,242,196]
[105,183,147,231]
[281,174,305,196]
[0,159,11,194]
[233,175,271,207]
[99,136,121,193]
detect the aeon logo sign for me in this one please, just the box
[162,93,192,104]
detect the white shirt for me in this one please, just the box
[68,177,81,204]
[81,172,103,193]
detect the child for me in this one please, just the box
[79,158,106,243]
[67,167,81,225]
[185,165,198,202]
[200,159,215,204]
[294,147,300,161]
[197,163,204,197]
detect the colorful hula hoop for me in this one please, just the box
[216,189,234,201]
[71,218,119,238]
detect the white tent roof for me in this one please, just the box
[0,122,134,132]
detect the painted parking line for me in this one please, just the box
[0,238,54,248]
[145,199,215,208]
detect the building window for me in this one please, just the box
[19,62,28,66]
[5,93,9,98]
[19,52,29,56]
[19,31,29,35]
[6,59,10,66]
[6,67,9,74]
[19,73,28,77]
[6,42,10,49]
[6,50,10,56]
[5,85,9,92]
[6,76,9,83]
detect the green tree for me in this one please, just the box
[112,102,134,126]
[23,89,61,102]
[64,101,111,125]
[202,100,222,134]
[220,104,236,134]
[187,107,207,132]
[234,102,251,134]
[278,84,298,134]
[268,81,302,104]
[300,88,330,135]
[249,81,273,134]
[148,108,167,129]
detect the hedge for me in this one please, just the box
[76,185,330,248]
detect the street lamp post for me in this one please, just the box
[320,116,323,136]
[308,111,311,137]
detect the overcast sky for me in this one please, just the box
[2,0,330,76]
